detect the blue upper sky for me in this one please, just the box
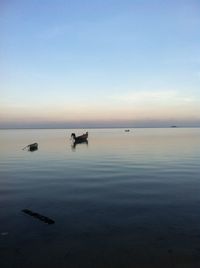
[1,0,200,127]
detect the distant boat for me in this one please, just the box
[171,126,177,128]
[23,143,38,152]
[125,129,130,132]
[71,132,88,143]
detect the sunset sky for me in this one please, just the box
[1,0,200,128]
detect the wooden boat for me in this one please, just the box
[71,132,88,143]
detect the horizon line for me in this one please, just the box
[1,126,200,130]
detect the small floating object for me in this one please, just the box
[23,143,38,152]
[22,209,55,224]
[125,129,130,132]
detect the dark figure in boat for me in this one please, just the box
[71,132,88,143]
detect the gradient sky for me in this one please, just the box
[1,0,200,128]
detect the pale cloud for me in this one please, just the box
[111,90,196,105]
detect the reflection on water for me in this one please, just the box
[0,128,200,268]
[71,140,88,151]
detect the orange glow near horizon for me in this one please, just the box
[1,97,199,127]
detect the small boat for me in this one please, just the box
[23,143,38,152]
[71,132,88,143]
[29,143,38,151]
[125,129,130,132]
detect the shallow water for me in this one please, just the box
[0,128,200,268]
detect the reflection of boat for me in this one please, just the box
[23,143,38,152]
[72,140,88,150]
[71,132,88,143]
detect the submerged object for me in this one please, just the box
[22,209,55,224]
[71,132,88,143]
[23,143,38,152]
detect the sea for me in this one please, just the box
[0,128,200,268]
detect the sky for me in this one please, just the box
[1,0,200,128]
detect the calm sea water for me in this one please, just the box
[0,128,200,268]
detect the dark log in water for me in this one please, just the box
[22,209,55,224]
